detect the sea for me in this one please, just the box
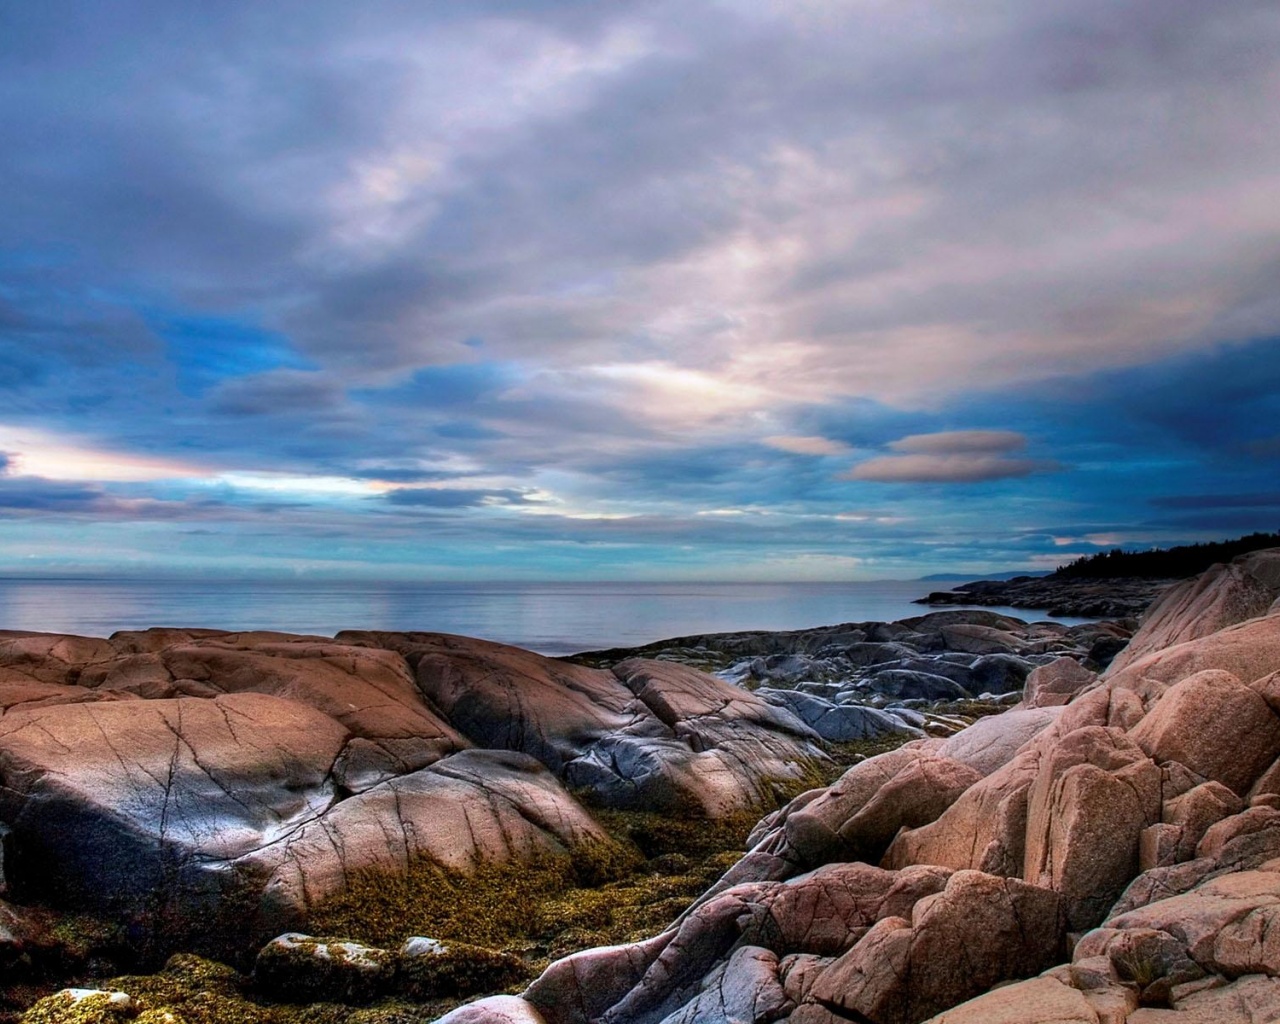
[0,577,1093,656]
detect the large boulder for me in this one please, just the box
[250,749,614,933]
[884,745,1042,877]
[1022,726,1163,930]
[918,975,1100,1024]
[339,633,827,816]
[1105,611,1280,693]
[1128,669,1280,795]
[0,692,347,945]
[935,707,1060,777]
[1108,550,1280,676]
[784,747,977,867]
[808,870,1063,1024]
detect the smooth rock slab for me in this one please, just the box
[0,692,347,936]
[251,749,612,931]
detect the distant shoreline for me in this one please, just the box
[914,574,1174,618]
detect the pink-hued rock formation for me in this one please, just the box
[493,549,1280,1024]
[0,628,827,955]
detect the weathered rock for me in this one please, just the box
[398,936,528,999]
[252,750,613,931]
[0,693,347,945]
[654,945,790,1024]
[786,748,978,867]
[1105,612,1280,693]
[1160,782,1244,863]
[884,745,1041,877]
[335,633,827,817]
[757,689,923,742]
[1108,552,1280,676]
[434,995,549,1024]
[866,668,972,701]
[1129,669,1280,795]
[936,707,1060,777]
[525,934,673,1024]
[1092,867,1280,995]
[967,653,1035,694]
[810,870,1064,1024]
[918,975,1100,1024]
[784,746,930,865]
[1025,657,1098,708]
[252,933,393,1004]
[19,988,135,1023]
[738,861,953,956]
[1023,726,1163,930]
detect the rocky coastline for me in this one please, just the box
[4,551,1280,1022]
[915,573,1176,618]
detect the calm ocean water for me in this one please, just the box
[0,577,1088,656]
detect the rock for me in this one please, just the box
[756,690,923,742]
[654,945,790,1024]
[936,707,1060,776]
[341,633,827,817]
[786,749,979,867]
[398,936,527,999]
[0,692,347,948]
[252,933,393,1004]
[939,623,1024,656]
[866,669,973,701]
[252,750,613,931]
[1023,726,1163,930]
[777,953,833,1005]
[737,861,953,956]
[91,639,470,779]
[1025,657,1098,708]
[917,975,1100,1024]
[1105,612,1280,693]
[967,653,1034,695]
[525,934,673,1024]
[1129,669,1280,795]
[1101,864,1280,980]
[0,634,119,687]
[1108,553,1280,676]
[433,995,549,1024]
[884,746,1041,877]
[809,870,1064,1024]
[918,575,1167,618]
[19,988,135,1023]
[1160,782,1244,863]
[784,746,929,865]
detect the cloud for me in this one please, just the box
[888,430,1026,455]
[0,2,1277,575]
[208,369,346,416]
[762,435,851,456]
[382,487,541,509]
[843,429,1058,483]
[844,453,1054,483]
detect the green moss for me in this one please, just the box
[20,992,133,1024]
[397,942,526,1001]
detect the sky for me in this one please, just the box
[1,0,1279,581]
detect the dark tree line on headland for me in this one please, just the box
[1055,531,1280,579]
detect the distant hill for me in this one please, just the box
[1055,530,1280,579]
[918,570,1052,581]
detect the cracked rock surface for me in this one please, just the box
[0,629,828,960]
